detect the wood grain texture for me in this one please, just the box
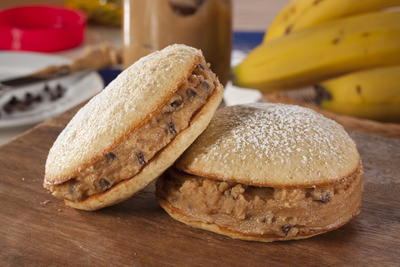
[1,106,399,266]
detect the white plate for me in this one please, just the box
[0,51,103,128]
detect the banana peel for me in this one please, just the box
[233,11,400,92]
[265,0,400,42]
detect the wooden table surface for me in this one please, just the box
[1,1,400,266]
[1,105,399,266]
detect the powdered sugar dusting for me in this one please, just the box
[46,44,201,183]
[179,103,360,185]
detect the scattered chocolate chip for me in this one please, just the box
[16,101,29,111]
[319,192,332,203]
[136,151,146,165]
[186,88,197,98]
[34,95,42,103]
[313,0,323,5]
[167,121,177,135]
[3,103,13,114]
[25,92,33,101]
[43,84,50,93]
[98,178,111,191]
[9,96,18,105]
[282,224,292,236]
[50,93,58,101]
[56,84,65,93]
[200,81,210,90]
[105,152,117,162]
[170,99,182,109]
[24,93,34,105]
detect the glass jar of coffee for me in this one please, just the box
[123,0,232,85]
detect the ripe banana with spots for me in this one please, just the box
[315,65,400,122]
[264,0,400,42]
[233,11,400,92]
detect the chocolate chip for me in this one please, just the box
[25,92,33,101]
[186,88,197,98]
[170,99,182,109]
[43,84,50,93]
[136,152,146,165]
[34,95,42,103]
[200,81,210,90]
[319,192,332,203]
[9,96,18,105]
[24,93,34,105]
[16,101,29,111]
[98,178,111,191]
[56,84,66,94]
[198,64,205,70]
[3,103,13,114]
[105,152,117,162]
[282,224,292,236]
[167,121,177,135]
[50,93,58,101]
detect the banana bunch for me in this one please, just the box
[233,0,400,122]
[264,0,400,42]
[315,66,400,122]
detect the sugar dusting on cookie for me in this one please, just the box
[178,103,360,186]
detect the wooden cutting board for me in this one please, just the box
[1,106,399,266]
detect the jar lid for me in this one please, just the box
[0,5,86,52]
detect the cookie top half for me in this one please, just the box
[176,103,360,187]
[45,44,203,185]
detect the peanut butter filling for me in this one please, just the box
[157,167,363,238]
[47,64,217,202]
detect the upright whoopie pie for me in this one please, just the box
[157,103,363,242]
[44,44,223,210]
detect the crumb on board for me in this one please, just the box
[40,200,50,206]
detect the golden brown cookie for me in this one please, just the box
[44,44,223,211]
[157,103,363,242]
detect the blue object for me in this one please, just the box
[98,31,264,86]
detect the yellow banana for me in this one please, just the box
[233,11,400,92]
[317,101,400,122]
[264,0,315,42]
[316,65,400,104]
[265,0,400,42]
[315,65,400,122]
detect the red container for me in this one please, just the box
[0,6,86,52]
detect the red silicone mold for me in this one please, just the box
[0,5,86,52]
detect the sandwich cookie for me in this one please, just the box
[157,103,363,242]
[44,44,223,210]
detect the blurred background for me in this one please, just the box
[0,0,399,144]
[0,0,288,144]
